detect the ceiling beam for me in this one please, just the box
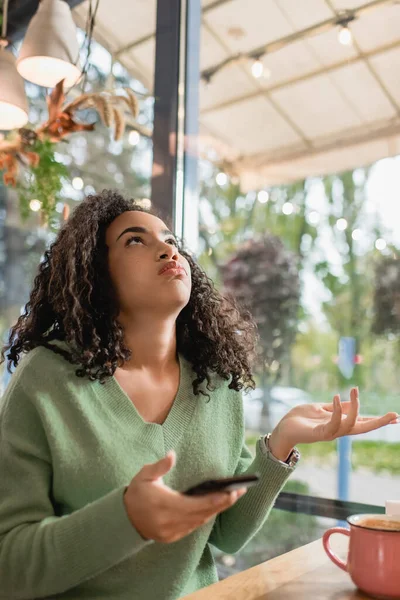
[200,37,400,116]
[324,0,400,118]
[200,0,392,81]
[236,118,400,169]
[113,0,234,57]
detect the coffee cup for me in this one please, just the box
[323,514,400,599]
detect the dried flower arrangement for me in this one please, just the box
[0,79,139,224]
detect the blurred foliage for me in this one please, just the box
[246,432,400,476]
[15,139,70,227]
[197,164,397,397]
[221,235,300,386]
[0,43,153,383]
[297,440,400,475]
[236,479,319,569]
[213,479,320,575]
[372,253,400,336]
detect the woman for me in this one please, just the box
[0,190,397,600]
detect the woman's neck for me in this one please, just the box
[117,313,178,375]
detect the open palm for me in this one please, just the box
[277,388,399,448]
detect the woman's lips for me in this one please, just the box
[159,267,186,277]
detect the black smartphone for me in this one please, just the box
[184,473,260,496]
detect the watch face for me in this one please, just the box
[288,449,300,466]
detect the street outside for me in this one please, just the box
[293,461,400,507]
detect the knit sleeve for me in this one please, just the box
[0,376,152,600]
[208,394,295,554]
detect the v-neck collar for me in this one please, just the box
[92,354,198,452]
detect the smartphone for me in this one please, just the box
[184,473,260,496]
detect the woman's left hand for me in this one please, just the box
[269,388,399,462]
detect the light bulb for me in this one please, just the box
[308,211,320,225]
[282,202,294,215]
[216,172,228,186]
[336,218,348,231]
[375,238,387,251]
[72,177,84,190]
[251,59,264,79]
[338,26,353,46]
[257,190,269,204]
[30,199,42,212]
[352,229,361,241]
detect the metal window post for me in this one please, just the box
[151,0,200,253]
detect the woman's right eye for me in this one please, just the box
[126,236,143,246]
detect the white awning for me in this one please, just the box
[73,0,400,190]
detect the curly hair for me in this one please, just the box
[1,190,258,396]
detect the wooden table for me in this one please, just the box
[184,536,371,599]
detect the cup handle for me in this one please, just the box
[322,527,350,572]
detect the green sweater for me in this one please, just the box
[0,345,295,600]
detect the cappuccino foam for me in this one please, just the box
[357,518,400,531]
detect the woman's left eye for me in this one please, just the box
[167,238,178,246]
[126,236,143,246]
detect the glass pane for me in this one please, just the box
[213,510,337,578]
[198,0,400,571]
[0,7,156,390]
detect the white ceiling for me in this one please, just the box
[73,0,400,189]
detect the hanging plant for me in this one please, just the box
[0,79,140,224]
[14,137,70,228]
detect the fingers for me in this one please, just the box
[340,388,360,435]
[352,412,399,435]
[321,400,352,414]
[321,386,359,414]
[141,450,176,481]
[184,488,247,518]
[323,395,342,438]
[187,488,247,514]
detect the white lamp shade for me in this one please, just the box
[0,51,29,130]
[17,0,81,88]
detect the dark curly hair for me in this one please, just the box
[1,190,258,396]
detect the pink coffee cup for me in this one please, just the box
[323,514,400,599]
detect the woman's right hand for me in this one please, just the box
[123,450,247,544]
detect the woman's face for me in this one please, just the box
[106,211,191,318]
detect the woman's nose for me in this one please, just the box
[159,245,178,261]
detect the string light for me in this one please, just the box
[338,25,353,46]
[216,172,228,186]
[200,12,358,84]
[352,229,361,241]
[308,211,320,225]
[257,190,269,203]
[72,177,84,190]
[251,59,264,79]
[282,202,294,215]
[375,238,387,251]
[336,218,348,231]
[29,199,41,212]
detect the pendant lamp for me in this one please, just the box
[0,0,29,130]
[0,45,29,130]
[17,0,81,88]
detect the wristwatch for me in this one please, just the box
[261,433,301,469]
